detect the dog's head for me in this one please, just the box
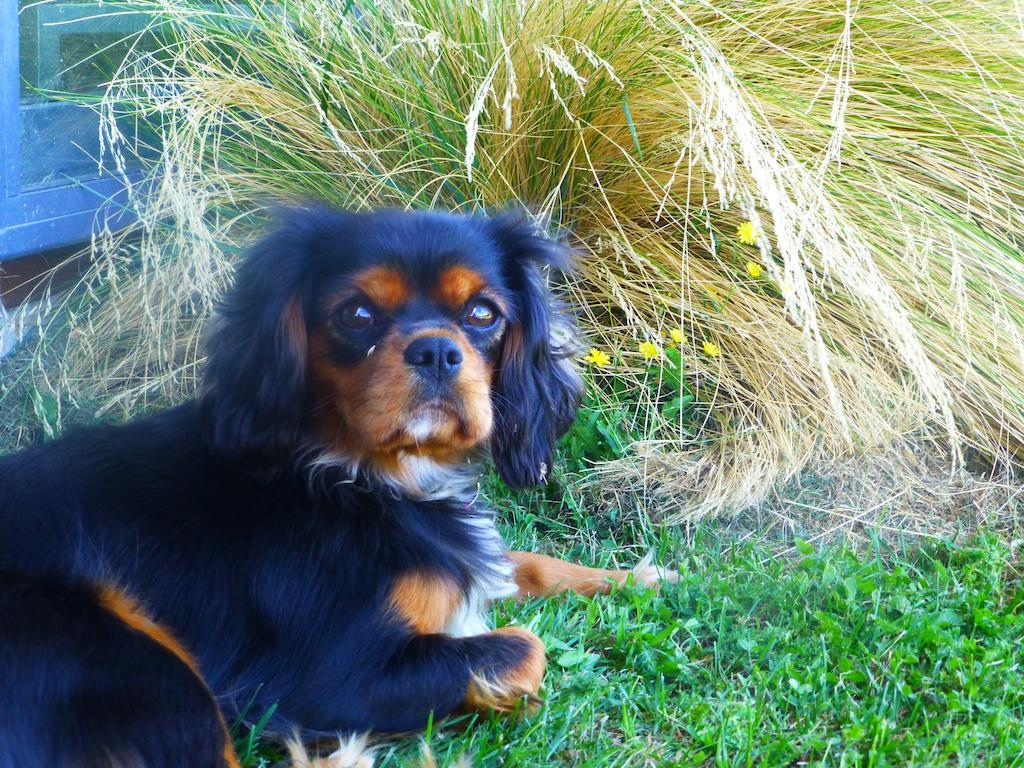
[200,208,582,491]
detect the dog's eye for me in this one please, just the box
[338,301,375,330]
[465,300,498,329]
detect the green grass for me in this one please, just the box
[238,463,1024,766]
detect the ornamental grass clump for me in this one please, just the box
[22,0,1024,515]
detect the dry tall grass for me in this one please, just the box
[20,0,1024,515]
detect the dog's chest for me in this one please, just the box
[327,485,518,637]
[441,510,517,637]
[390,503,515,638]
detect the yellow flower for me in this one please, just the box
[582,348,612,367]
[702,340,720,358]
[745,260,763,279]
[737,221,758,246]
[638,340,661,360]
[669,328,684,344]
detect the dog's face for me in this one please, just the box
[201,208,582,491]
[307,217,515,469]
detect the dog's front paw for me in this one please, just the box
[464,626,546,714]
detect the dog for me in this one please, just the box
[0,208,673,767]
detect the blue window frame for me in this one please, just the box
[1,2,150,261]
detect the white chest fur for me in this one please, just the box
[443,510,517,637]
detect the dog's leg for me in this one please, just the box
[508,551,679,598]
[0,575,240,768]
[350,626,546,732]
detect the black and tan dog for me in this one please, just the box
[0,208,672,767]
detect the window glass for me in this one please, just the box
[18,1,155,189]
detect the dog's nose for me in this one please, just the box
[403,335,463,384]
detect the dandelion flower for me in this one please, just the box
[582,348,612,367]
[736,221,758,245]
[702,340,720,358]
[669,328,684,344]
[745,260,763,279]
[639,340,661,360]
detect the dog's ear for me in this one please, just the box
[487,213,583,489]
[201,211,331,461]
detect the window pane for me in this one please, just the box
[18,1,155,189]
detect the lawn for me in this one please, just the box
[235,462,1024,767]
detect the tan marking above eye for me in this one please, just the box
[434,265,488,310]
[350,266,411,311]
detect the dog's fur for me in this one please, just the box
[0,209,665,767]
